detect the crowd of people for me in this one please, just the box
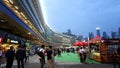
[0,44,120,68]
[37,45,54,68]
[36,45,79,68]
[36,45,91,68]
[36,45,120,68]
[3,45,30,68]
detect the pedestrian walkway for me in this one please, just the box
[1,54,118,68]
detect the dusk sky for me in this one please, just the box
[40,0,120,37]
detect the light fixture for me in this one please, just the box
[15,6,19,9]
[14,10,18,13]
[24,20,28,23]
[9,0,13,4]
[28,32,31,35]
[20,12,24,16]
[4,0,9,3]
[20,12,27,19]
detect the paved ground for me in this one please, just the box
[1,55,119,68]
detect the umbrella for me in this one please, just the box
[72,41,87,46]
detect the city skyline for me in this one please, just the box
[63,27,120,39]
[40,0,120,37]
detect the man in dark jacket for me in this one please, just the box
[5,46,15,68]
[16,45,26,68]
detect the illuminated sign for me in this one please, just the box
[0,37,3,44]
[11,40,18,43]
[25,42,30,46]
[7,38,10,43]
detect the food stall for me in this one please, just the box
[89,37,120,63]
[100,39,120,63]
[89,36,102,62]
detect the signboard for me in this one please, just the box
[25,42,30,46]
[7,38,10,43]
[11,40,18,44]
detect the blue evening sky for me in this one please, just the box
[40,0,120,37]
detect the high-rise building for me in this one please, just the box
[111,31,118,39]
[67,29,71,35]
[89,32,94,40]
[77,35,83,41]
[62,29,77,44]
[102,32,109,39]
[118,27,120,38]
[96,27,101,36]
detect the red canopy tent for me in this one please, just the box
[72,41,87,46]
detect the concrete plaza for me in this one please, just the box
[1,55,119,68]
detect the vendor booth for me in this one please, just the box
[89,36,102,62]
[100,39,120,63]
[89,36,120,63]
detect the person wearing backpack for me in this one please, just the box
[37,45,46,68]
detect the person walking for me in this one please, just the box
[57,48,61,57]
[46,46,54,68]
[83,47,87,63]
[66,48,70,55]
[5,46,15,68]
[0,47,3,67]
[37,45,46,68]
[24,48,30,63]
[78,47,84,63]
[16,45,26,68]
[78,46,86,63]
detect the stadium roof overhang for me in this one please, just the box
[0,0,45,45]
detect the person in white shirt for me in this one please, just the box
[78,47,84,63]
[78,46,86,63]
[37,45,46,68]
